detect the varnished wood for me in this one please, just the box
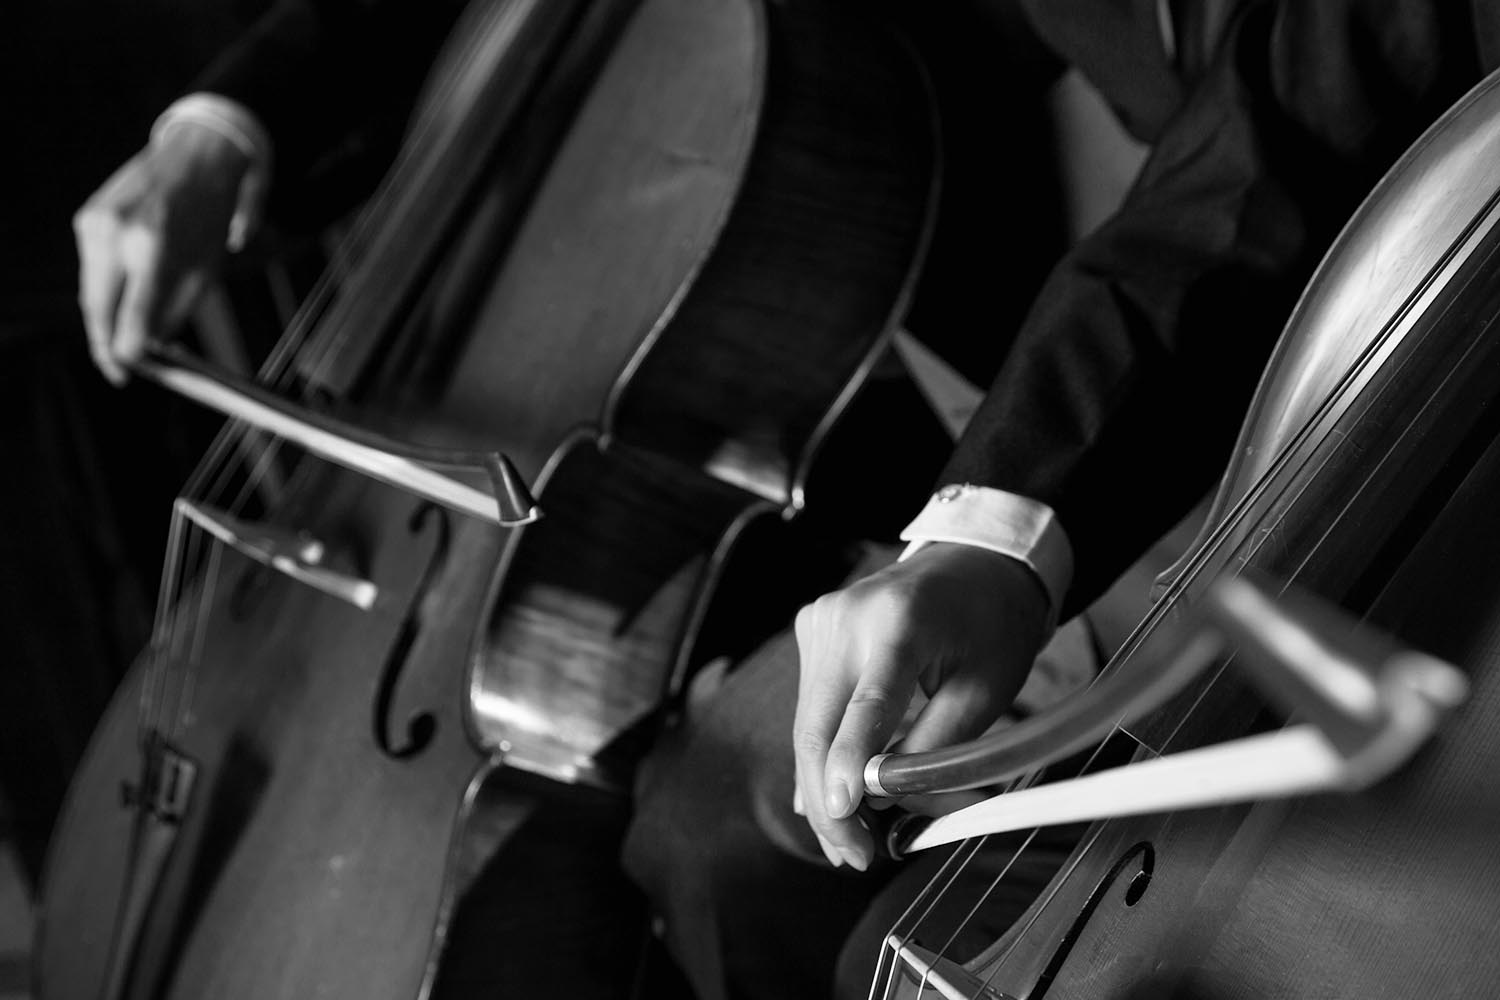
[463,0,936,787]
[607,6,939,503]
[472,434,759,785]
[39,0,937,996]
[979,431,1500,1000]
[877,68,1500,1000]
[37,471,506,1000]
[391,0,764,472]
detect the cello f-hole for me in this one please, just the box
[1030,842,1156,1000]
[372,502,451,760]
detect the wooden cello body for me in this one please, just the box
[35,1,936,997]
[875,67,1500,1000]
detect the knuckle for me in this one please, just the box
[825,737,865,773]
[864,582,918,623]
[846,684,896,716]
[812,590,846,618]
[796,590,851,640]
[118,223,163,261]
[73,205,112,241]
[791,727,828,759]
[793,602,815,639]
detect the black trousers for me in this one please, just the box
[622,547,1082,1000]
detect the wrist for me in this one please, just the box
[907,541,1052,629]
[899,483,1073,632]
[153,119,253,175]
[151,94,272,251]
[151,94,271,168]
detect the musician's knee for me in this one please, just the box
[623,641,811,922]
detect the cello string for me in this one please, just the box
[874,771,1040,996]
[875,732,1131,999]
[868,722,1156,998]
[171,0,507,527]
[887,116,1443,990]
[182,0,505,491]
[192,0,503,499]
[883,586,1241,996]
[969,733,1159,997]
[1111,308,1486,762]
[137,501,191,744]
[169,540,225,740]
[874,487,1278,991]
[868,834,990,1000]
[907,360,1433,998]
[146,516,208,742]
[276,0,515,396]
[142,0,518,740]
[914,829,1036,1000]
[883,489,1294,983]
[273,0,508,388]
[168,514,212,738]
[180,62,475,505]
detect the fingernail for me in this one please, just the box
[817,837,843,869]
[792,786,805,816]
[844,847,869,872]
[826,780,851,819]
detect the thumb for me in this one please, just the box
[225,165,266,253]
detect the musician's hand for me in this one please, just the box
[74,123,251,385]
[792,542,1049,870]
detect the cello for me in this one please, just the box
[861,58,1500,1000]
[36,0,937,996]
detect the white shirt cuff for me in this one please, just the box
[899,483,1074,627]
[151,93,273,252]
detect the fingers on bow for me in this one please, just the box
[792,600,915,872]
[74,164,186,385]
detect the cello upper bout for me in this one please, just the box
[1156,68,1500,596]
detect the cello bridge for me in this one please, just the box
[120,734,199,825]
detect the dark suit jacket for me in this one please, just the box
[195,0,468,225]
[945,0,1496,616]
[198,0,1500,616]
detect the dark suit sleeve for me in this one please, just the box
[192,0,467,208]
[940,0,1484,616]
